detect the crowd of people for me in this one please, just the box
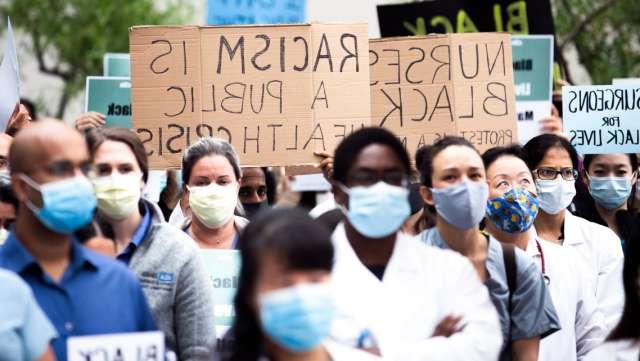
[0,93,638,361]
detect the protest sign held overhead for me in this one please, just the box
[206,0,306,25]
[377,0,555,38]
[129,23,370,169]
[103,53,131,77]
[85,76,132,128]
[67,331,164,361]
[512,35,554,144]
[370,33,517,154]
[563,84,640,154]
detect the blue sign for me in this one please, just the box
[563,84,640,154]
[206,0,306,25]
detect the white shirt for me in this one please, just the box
[324,340,383,360]
[561,212,624,331]
[330,223,502,361]
[584,340,640,361]
[526,235,606,361]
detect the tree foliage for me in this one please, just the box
[554,0,640,84]
[0,0,191,118]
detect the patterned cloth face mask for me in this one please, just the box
[486,188,540,234]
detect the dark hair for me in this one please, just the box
[85,127,149,182]
[262,167,276,205]
[20,98,37,120]
[230,208,334,361]
[482,144,527,170]
[333,127,410,184]
[416,136,478,187]
[182,138,241,185]
[522,134,579,171]
[608,218,640,341]
[583,153,639,174]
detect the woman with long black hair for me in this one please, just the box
[227,208,380,361]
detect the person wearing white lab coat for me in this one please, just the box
[584,213,640,361]
[523,134,624,331]
[328,128,502,361]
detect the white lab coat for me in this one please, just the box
[584,340,640,361]
[330,223,502,361]
[527,234,606,361]
[560,212,624,332]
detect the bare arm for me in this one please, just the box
[512,337,539,361]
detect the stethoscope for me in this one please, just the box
[535,240,551,285]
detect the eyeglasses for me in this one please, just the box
[532,167,578,181]
[347,170,408,187]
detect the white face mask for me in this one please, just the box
[535,179,576,214]
[92,173,142,220]
[188,183,238,229]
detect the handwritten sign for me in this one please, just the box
[370,33,517,154]
[130,24,370,169]
[377,0,554,37]
[103,53,131,77]
[67,331,164,361]
[200,250,241,343]
[563,85,640,154]
[512,35,553,144]
[85,76,132,128]
[206,0,306,25]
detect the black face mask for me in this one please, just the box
[242,201,269,220]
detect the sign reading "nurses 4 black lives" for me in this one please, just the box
[377,0,555,37]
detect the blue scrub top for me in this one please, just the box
[0,231,157,361]
[420,228,561,361]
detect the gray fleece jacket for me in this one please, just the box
[128,200,216,360]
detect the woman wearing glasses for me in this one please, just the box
[522,134,624,333]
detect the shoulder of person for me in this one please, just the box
[404,232,471,267]
[234,215,249,230]
[0,268,30,300]
[569,212,620,242]
[85,247,143,285]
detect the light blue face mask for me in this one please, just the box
[588,175,633,210]
[20,174,97,234]
[259,283,335,353]
[431,180,488,230]
[340,181,410,239]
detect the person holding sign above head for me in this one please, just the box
[574,153,638,247]
[417,138,560,361]
[522,134,624,332]
[181,137,248,250]
[84,127,217,361]
[223,207,381,361]
[0,120,157,361]
[480,144,606,361]
[329,128,502,361]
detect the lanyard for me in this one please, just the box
[535,240,551,285]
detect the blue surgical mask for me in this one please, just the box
[340,181,410,238]
[259,283,335,353]
[486,188,539,234]
[20,174,97,234]
[431,180,488,230]
[588,176,632,210]
[535,179,576,214]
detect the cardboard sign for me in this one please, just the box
[370,33,517,154]
[512,35,553,144]
[563,84,640,154]
[85,76,132,128]
[130,24,370,169]
[67,331,164,361]
[377,0,555,37]
[200,249,241,340]
[0,18,19,131]
[206,0,306,25]
[104,53,131,77]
